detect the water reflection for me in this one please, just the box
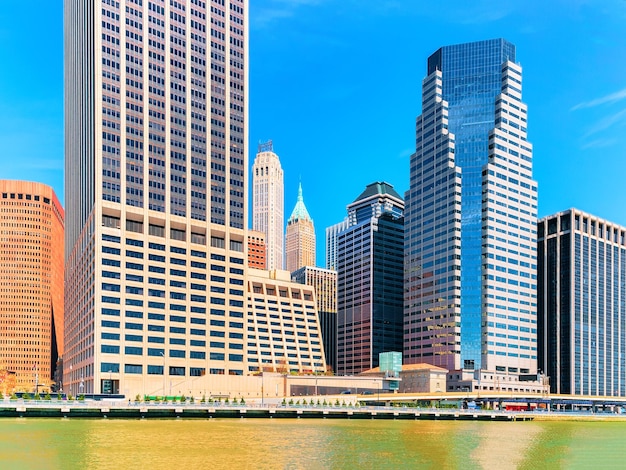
[1,418,626,469]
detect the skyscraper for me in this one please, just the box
[335,182,404,375]
[285,183,315,273]
[325,218,349,271]
[252,141,284,270]
[538,209,626,396]
[404,39,538,383]
[65,0,249,395]
[0,181,64,393]
[292,266,337,371]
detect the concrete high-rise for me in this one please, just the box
[292,266,337,372]
[0,181,64,393]
[404,39,539,384]
[252,141,284,270]
[334,182,404,375]
[538,209,626,396]
[285,183,315,273]
[65,0,249,396]
[325,218,349,271]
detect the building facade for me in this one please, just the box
[0,181,64,393]
[335,182,405,375]
[247,230,266,270]
[538,209,626,396]
[285,183,315,273]
[252,141,284,271]
[247,269,326,374]
[291,266,337,372]
[325,218,349,271]
[404,39,539,380]
[64,0,249,396]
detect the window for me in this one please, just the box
[101,363,120,373]
[101,345,120,354]
[103,215,120,228]
[125,364,142,374]
[211,236,225,248]
[171,228,185,241]
[149,224,165,237]
[190,367,205,376]
[125,346,143,355]
[148,365,164,375]
[126,219,144,233]
[191,232,206,245]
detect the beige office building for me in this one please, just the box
[247,269,326,374]
[285,183,315,273]
[64,0,250,396]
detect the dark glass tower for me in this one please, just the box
[336,182,404,375]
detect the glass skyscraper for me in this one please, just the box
[405,39,538,380]
[335,182,404,375]
[539,209,626,396]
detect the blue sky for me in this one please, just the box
[1,0,625,267]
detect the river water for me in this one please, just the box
[1,418,625,469]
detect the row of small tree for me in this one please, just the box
[281,398,356,407]
[2,392,85,401]
[139,395,246,405]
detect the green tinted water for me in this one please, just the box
[1,418,625,469]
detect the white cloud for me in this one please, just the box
[582,108,626,138]
[581,138,618,150]
[253,0,325,28]
[571,87,626,111]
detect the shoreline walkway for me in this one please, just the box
[1,400,624,421]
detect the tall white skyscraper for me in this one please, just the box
[404,39,539,386]
[252,141,284,270]
[64,0,249,396]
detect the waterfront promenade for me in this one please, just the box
[2,398,625,421]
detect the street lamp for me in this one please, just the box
[159,352,166,399]
[261,373,264,407]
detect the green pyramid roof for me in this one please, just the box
[353,182,402,203]
[288,183,312,223]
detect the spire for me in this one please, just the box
[288,182,312,223]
